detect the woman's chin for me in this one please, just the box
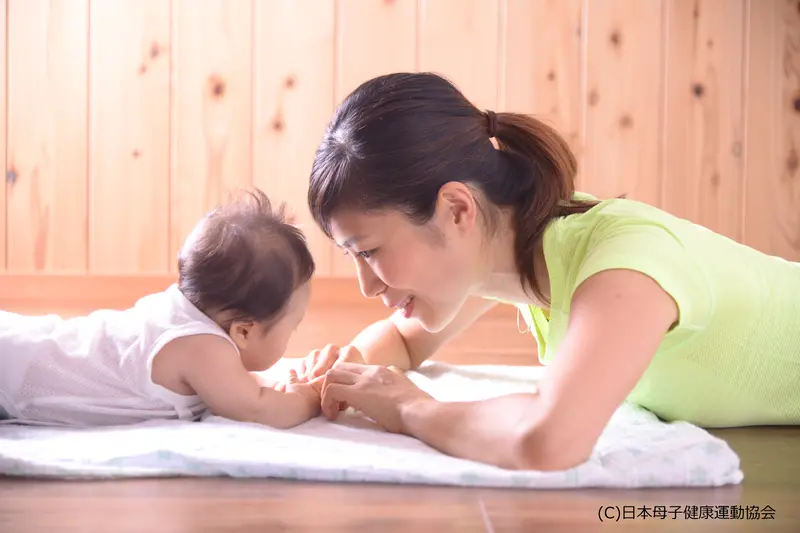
[414,306,455,334]
[418,320,442,334]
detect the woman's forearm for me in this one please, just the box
[349,318,413,369]
[398,394,537,469]
[399,394,588,471]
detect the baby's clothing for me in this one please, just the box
[0,284,238,427]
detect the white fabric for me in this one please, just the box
[0,361,744,488]
[0,285,237,426]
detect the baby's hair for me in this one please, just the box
[178,188,315,332]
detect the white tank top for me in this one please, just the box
[0,284,239,427]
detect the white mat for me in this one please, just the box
[0,361,743,488]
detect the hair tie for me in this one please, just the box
[485,110,497,138]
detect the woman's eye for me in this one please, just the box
[341,248,377,259]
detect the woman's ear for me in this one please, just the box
[436,181,479,234]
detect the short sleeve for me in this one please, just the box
[571,217,713,333]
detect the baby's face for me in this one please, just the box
[238,282,310,372]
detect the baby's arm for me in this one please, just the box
[154,334,320,428]
[251,371,290,390]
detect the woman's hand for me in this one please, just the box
[297,344,365,381]
[316,362,435,433]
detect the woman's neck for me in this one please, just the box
[470,213,551,309]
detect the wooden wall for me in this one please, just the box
[1,0,798,283]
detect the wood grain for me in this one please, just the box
[329,0,418,277]
[503,0,584,182]
[662,0,746,240]
[6,0,88,273]
[418,0,501,112]
[582,0,665,204]
[743,0,800,261]
[0,1,794,274]
[253,0,335,277]
[334,0,417,103]
[89,0,171,273]
[170,0,254,272]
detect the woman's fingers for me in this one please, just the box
[321,367,361,393]
[320,383,356,420]
[306,374,327,394]
[336,345,365,365]
[328,361,370,374]
[311,344,340,377]
[297,349,321,380]
[298,345,366,383]
[319,367,368,418]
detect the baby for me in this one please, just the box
[0,189,321,429]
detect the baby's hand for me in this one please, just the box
[272,376,289,393]
[283,369,323,415]
[271,361,306,392]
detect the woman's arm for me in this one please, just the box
[301,296,497,378]
[321,269,677,470]
[406,269,677,469]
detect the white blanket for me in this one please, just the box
[0,362,743,488]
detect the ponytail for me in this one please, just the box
[489,111,598,303]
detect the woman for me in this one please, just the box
[296,72,800,471]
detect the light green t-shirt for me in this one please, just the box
[516,195,800,428]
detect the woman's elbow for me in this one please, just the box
[509,425,594,472]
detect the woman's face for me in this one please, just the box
[329,184,484,333]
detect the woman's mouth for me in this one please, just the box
[395,296,415,319]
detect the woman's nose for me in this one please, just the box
[355,259,384,298]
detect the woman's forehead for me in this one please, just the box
[329,209,405,243]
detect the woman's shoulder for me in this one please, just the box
[570,193,677,224]
[548,194,688,249]
[545,194,716,334]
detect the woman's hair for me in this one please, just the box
[308,72,597,303]
[178,188,315,331]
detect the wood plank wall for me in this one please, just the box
[1,0,798,282]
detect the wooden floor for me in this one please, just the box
[1,427,797,532]
[1,277,798,532]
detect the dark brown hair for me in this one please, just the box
[307,72,597,303]
[178,188,315,331]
